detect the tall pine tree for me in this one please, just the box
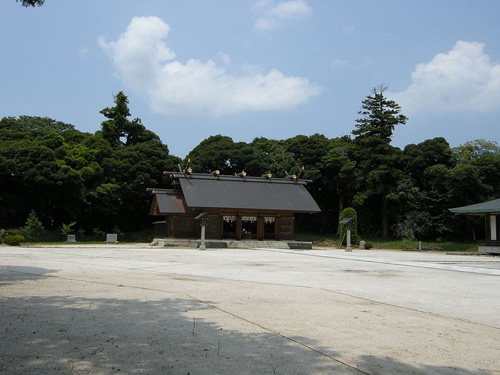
[352,85,407,238]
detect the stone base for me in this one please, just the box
[152,238,313,250]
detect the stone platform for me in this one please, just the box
[151,238,312,250]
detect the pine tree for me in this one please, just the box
[352,86,407,238]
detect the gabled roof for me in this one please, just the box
[449,198,500,215]
[149,189,193,214]
[150,172,321,214]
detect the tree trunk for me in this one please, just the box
[336,186,344,235]
[381,195,389,238]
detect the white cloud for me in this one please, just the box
[99,16,321,116]
[389,41,500,115]
[218,52,231,66]
[331,58,349,68]
[253,0,312,31]
[78,47,90,59]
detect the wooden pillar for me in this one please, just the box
[236,215,242,240]
[257,216,264,240]
[486,214,491,241]
[275,217,281,240]
[491,215,498,241]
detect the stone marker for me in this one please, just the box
[66,235,77,243]
[105,233,118,244]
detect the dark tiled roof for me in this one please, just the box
[154,172,320,213]
[149,189,192,214]
[449,198,500,214]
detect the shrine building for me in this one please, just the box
[148,170,320,242]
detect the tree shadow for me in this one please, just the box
[356,354,491,375]
[0,293,494,375]
[0,294,358,375]
[0,265,59,285]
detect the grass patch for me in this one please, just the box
[295,231,477,252]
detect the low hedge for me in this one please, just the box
[3,235,25,246]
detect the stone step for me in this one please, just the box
[152,238,312,250]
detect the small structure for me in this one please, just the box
[105,233,118,244]
[195,212,208,250]
[65,235,77,243]
[148,171,320,242]
[339,217,355,252]
[449,198,500,254]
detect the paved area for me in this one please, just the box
[1,245,499,374]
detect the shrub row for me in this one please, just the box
[2,235,25,246]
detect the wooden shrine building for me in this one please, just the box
[148,171,320,241]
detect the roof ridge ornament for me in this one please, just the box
[184,159,192,177]
[288,166,305,182]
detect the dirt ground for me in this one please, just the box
[1,245,499,375]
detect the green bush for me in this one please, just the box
[22,210,45,241]
[364,242,373,249]
[3,235,25,246]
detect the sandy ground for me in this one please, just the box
[0,245,499,375]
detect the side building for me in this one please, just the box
[148,171,320,241]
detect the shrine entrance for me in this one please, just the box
[264,217,275,239]
[242,216,257,239]
[222,216,237,239]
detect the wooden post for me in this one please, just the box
[257,216,264,240]
[236,216,242,240]
[491,215,497,241]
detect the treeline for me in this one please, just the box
[1,89,499,241]
[0,92,181,235]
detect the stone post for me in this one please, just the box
[345,229,352,252]
[199,224,206,250]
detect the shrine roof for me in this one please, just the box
[449,198,500,215]
[149,172,321,214]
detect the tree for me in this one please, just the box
[321,136,356,233]
[453,139,500,200]
[0,116,85,228]
[352,86,408,238]
[95,92,181,231]
[402,137,454,184]
[22,210,45,241]
[17,0,45,7]
[352,85,407,142]
[99,92,153,147]
[187,135,245,175]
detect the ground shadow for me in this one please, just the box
[356,354,491,375]
[0,292,493,375]
[0,294,358,375]
[0,265,59,285]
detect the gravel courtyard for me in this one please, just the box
[1,245,499,375]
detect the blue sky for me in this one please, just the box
[1,0,499,157]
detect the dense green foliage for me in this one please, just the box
[22,209,45,241]
[17,0,44,7]
[3,235,25,246]
[1,88,499,242]
[184,88,500,241]
[0,92,180,235]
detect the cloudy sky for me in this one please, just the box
[1,0,499,157]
